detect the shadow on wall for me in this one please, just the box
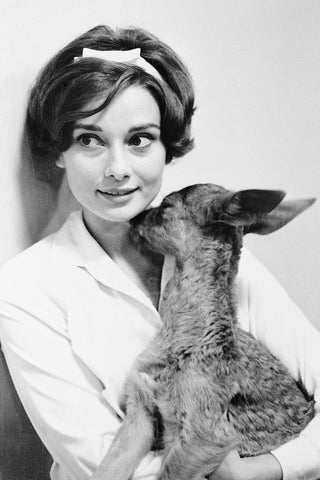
[0,348,52,480]
[18,125,80,242]
[17,124,62,244]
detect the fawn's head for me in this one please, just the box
[131,183,315,260]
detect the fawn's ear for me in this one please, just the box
[223,190,286,218]
[221,189,316,235]
[244,197,316,234]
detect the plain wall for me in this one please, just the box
[0,1,319,478]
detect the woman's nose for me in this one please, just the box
[104,146,130,181]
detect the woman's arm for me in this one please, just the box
[234,248,320,480]
[0,288,161,480]
[208,450,282,480]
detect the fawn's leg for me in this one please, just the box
[159,415,237,480]
[91,373,156,480]
[159,437,230,480]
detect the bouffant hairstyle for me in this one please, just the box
[26,25,195,183]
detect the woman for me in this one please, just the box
[0,25,319,480]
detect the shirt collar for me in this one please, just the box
[51,210,174,313]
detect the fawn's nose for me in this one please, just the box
[104,145,131,181]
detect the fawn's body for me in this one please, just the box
[92,184,315,480]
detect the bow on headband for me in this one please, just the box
[75,47,162,81]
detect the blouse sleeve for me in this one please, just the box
[237,248,320,480]
[0,280,162,480]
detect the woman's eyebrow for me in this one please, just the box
[128,123,160,133]
[73,123,102,131]
[73,122,160,132]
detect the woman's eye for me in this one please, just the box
[129,135,153,149]
[75,134,104,149]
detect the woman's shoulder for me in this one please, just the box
[0,213,88,333]
[0,234,66,332]
[238,247,282,289]
[0,211,84,301]
[0,210,83,277]
[0,234,56,285]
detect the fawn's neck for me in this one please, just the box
[160,235,241,360]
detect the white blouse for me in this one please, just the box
[0,210,319,480]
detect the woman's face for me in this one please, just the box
[58,85,166,228]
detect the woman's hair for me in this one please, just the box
[26,25,195,183]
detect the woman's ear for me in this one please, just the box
[56,155,65,168]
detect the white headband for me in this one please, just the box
[75,47,162,82]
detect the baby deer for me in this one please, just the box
[92,184,315,480]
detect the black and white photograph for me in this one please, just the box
[0,1,319,479]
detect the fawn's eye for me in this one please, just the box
[161,198,173,208]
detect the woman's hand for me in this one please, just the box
[208,450,283,480]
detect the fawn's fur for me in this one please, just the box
[92,184,315,480]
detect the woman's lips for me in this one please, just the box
[97,187,139,197]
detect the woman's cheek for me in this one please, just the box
[139,154,166,185]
